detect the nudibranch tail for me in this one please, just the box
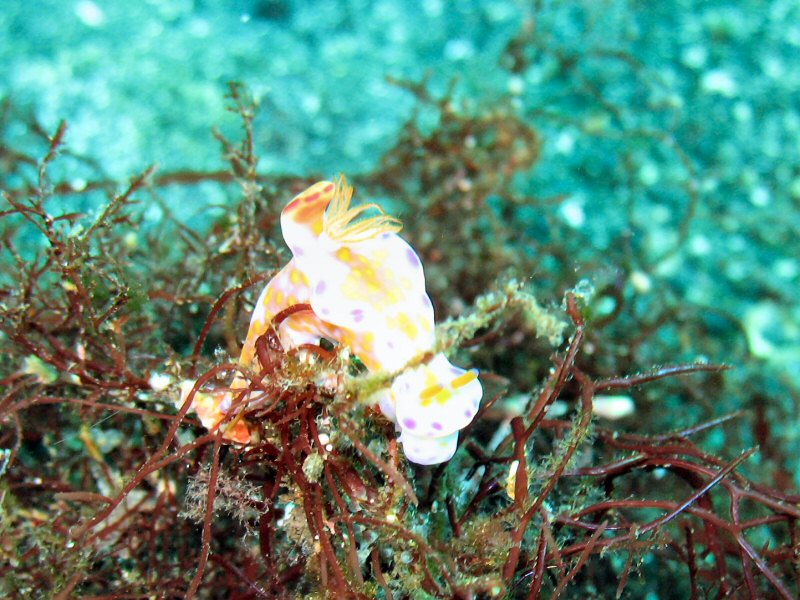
[323,174,402,244]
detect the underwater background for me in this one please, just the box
[1,0,799,598]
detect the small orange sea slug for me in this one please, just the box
[182,175,482,465]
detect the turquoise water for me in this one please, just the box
[1,0,522,176]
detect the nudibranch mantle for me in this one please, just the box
[185,175,482,465]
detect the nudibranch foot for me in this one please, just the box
[399,430,460,466]
[178,382,252,444]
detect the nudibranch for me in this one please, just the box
[183,175,482,465]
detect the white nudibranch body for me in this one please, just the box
[182,175,482,465]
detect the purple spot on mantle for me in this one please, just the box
[321,307,330,315]
[464,409,473,419]
[294,246,304,256]
[406,248,421,268]
[432,422,443,431]
[351,308,364,322]
[402,418,417,430]
[315,280,326,294]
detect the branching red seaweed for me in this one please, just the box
[1,81,797,600]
